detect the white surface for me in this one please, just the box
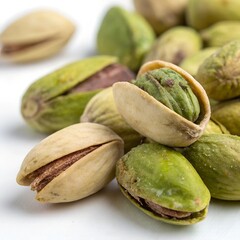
[0,1,240,239]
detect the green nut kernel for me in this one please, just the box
[133,68,200,122]
[97,6,155,71]
[116,143,210,225]
[21,56,134,133]
[182,134,240,200]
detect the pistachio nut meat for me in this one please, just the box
[97,6,155,71]
[113,60,210,147]
[80,87,144,153]
[21,56,135,133]
[16,123,124,203]
[203,118,229,135]
[196,40,240,101]
[133,0,188,35]
[116,143,210,225]
[182,134,240,200]
[144,26,202,65]
[0,9,75,62]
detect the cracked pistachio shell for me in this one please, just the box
[133,0,188,35]
[116,143,210,225]
[113,60,210,147]
[186,0,240,30]
[201,21,240,47]
[16,123,124,203]
[144,26,202,65]
[203,118,229,135]
[182,134,240,200]
[80,87,143,153]
[97,6,155,71]
[0,9,75,62]
[196,40,240,101]
[21,56,126,133]
[212,99,240,135]
[180,47,218,78]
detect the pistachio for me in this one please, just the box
[21,56,135,133]
[96,6,155,71]
[212,99,240,135]
[201,21,240,47]
[203,118,229,135]
[80,87,144,153]
[0,9,75,62]
[16,123,124,203]
[180,47,218,78]
[113,60,210,147]
[144,26,202,65]
[182,134,240,200]
[196,40,240,101]
[186,0,240,30]
[116,143,210,225]
[133,0,188,35]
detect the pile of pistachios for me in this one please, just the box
[2,0,240,226]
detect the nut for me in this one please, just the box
[196,40,240,101]
[80,87,144,153]
[203,118,229,135]
[16,123,124,203]
[21,55,135,133]
[96,6,155,71]
[116,143,210,225]
[113,60,210,147]
[133,0,188,35]
[144,26,202,65]
[182,134,240,200]
[0,9,75,62]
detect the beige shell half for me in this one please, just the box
[0,9,75,62]
[113,60,210,147]
[16,123,124,203]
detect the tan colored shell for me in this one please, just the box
[0,9,75,62]
[16,123,124,203]
[113,60,210,147]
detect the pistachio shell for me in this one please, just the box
[21,56,134,133]
[182,134,240,200]
[116,143,210,225]
[0,9,75,62]
[180,47,218,78]
[97,6,155,71]
[196,40,240,101]
[186,0,240,30]
[133,0,188,35]
[80,87,143,153]
[113,60,210,147]
[144,26,202,65]
[201,21,240,47]
[212,99,240,135]
[17,123,124,203]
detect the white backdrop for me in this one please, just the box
[0,1,239,240]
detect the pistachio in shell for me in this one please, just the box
[16,123,124,203]
[96,6,155,71]
[113,60,210,147]
[133,0,188,35]
[0,9,75,62]
[182,134,240,200]
[180,47,218,78]
[196,40,240,101]
[201,21,240,47]
[212,99,240,135]
[21,55,135,133]
[80,87,144,153]
[144,26,202,66]
[116,143,210,225]
[186,0,240,30]
[203,118,229,135]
